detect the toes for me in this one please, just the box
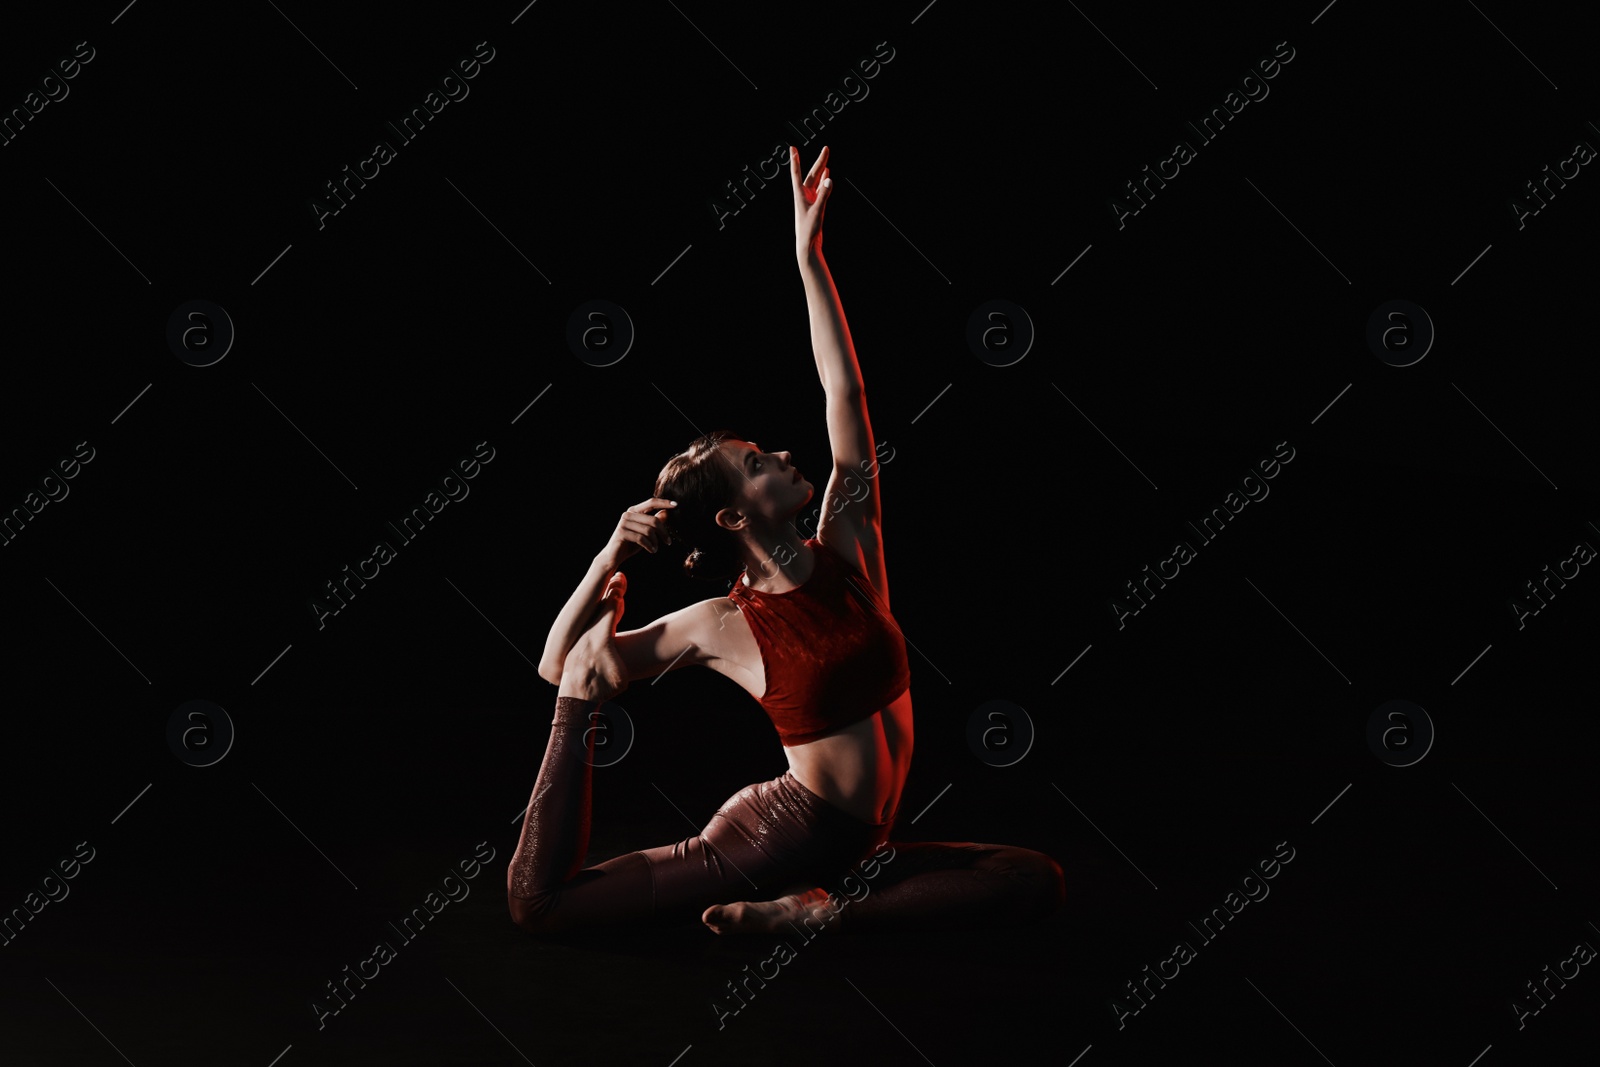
[702,903,734,933]
[603,575,627,619]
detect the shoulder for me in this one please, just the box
[683,594,753,654]
[683,594,743,631]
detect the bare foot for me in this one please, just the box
[566,573,629,702]
[702,885,840,936]
[583,572,627,630]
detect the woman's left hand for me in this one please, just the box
[791,145,832,260]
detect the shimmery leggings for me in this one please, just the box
[506,696,1066,935]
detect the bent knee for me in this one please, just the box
[994,846,1066,917]
[1033,852,1067,914]
[508,891,565,935]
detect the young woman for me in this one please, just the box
[507,146,1064,935]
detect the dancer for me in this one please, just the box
[508,146,1064,935]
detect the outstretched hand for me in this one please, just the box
[791,145,832,260]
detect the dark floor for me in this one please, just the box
[6,691,1598,1065]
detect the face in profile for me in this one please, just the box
[718,438,812,526]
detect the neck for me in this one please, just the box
[740,527,811,590]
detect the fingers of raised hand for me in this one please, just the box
[790,145,829,199]
[620,513,664,553]
[804,146,829,188]
[654,508,675,544]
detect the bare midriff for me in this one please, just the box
[712,581,913,825]
[781,687,913,825]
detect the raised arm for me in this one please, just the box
[791,146,872,471]
[791,146,887,598]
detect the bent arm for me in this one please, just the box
[538,552,615,683]
[542,597,721,686]
[609,600,719,683]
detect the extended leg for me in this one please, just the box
[506,575,657,934]
[828,840,1066,932]
[505,690,664,934]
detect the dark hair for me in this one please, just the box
[654,429,748,582]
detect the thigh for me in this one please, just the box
[638,772,884,916]
[861,841,1033,887]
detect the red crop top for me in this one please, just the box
[726,537,911,746]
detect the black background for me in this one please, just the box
[2,2,1596,1065]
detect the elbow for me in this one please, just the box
[537,659,562,686]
